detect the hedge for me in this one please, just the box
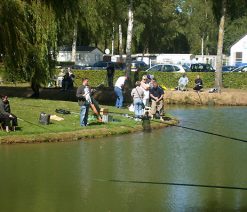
[71,70,247,89]
[1,67,247,89]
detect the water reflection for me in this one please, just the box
[0,107,246,211]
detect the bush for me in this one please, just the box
[71,70,247,89]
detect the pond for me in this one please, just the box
[0,106,246,211]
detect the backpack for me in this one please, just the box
[55,109,71,115]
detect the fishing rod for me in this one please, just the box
[95,178,247,191]
[107,111,247,143]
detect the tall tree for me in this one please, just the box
[215,0,226,90]
[125,0,134,78]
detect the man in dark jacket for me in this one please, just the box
[0,95,18,132]
[149,81,164,119]
[76,78,90,126]
[193,75,203,91]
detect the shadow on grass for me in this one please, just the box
[0,86,77,102]
[0,86,133,105]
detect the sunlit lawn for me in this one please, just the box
[0,97,138,137]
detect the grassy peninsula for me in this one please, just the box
[0,97,177,144]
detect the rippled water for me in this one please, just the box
[0,106,246,211]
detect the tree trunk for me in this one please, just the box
[111,25,115,56]
[215,0,226,91]
[201,37,204,63]
[71,20,78,63]
[125,0,134,79]
[119,24,123,62]
[31,80,40,98]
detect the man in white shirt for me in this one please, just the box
[178,74,189,91]
[114,76,127,108]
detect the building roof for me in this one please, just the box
[59,46,103,53]
[230,34,247,48]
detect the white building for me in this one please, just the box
[111,53,195,66]
[230,34,247,66]
[57,46,103,66]
[156,54,195,65]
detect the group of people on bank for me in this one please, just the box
[75,72,205,126]
[114,74,165,121]
[132,77,164,121]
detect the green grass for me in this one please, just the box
[0,98,178,143]
[0,98,135,136]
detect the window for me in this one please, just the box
[150,65,162,71]
[79,54,85,60]
[235,52,242,64]
[163,65,174,72]
[173,66,180,72]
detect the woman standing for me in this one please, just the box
[131,81,144,121]
[140,75,150,106]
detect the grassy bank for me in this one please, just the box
[0,98,177,144]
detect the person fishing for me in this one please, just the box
[0,95,18,132]
[76,78,102,127]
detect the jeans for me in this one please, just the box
[134,98,143,118]
[80,104,89,126]
[114,86,123,108]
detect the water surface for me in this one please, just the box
[0,106,246,211]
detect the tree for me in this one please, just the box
[0,0,57,97]
[181,0,217,55]
[212,0,247,90]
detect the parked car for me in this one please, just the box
[190,63,215,72]
[182,64,191,72]
[90,61,124,70]
[145,64,186,73]
[131,61,148,72]
[222,66,236,72]
[231,65,247,72]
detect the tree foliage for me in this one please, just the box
[0,0,57,96]
[0,0,247,93]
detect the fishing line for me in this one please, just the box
[17,117,56,133]
[95,178,247,191]
[150,119,247,143]
[107,111,247,143]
